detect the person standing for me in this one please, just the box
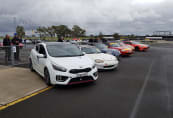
[3,35,11,62]
[12,34,20,61]
[57,36,64,42]
[89,38,94,43]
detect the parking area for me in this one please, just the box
[0,43,173,118]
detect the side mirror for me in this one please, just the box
[37,54,46,58]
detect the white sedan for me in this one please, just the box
[80,45,119,70]
[29,42,98,85]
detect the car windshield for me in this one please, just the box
[47,44,83,57]
[119,42,126,46]
[81,47,101,54]
[132,41,140,44]
[110,43,120,47]
[95,44,108,49]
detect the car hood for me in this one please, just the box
[50,55,94,69]
[86,53,116,61]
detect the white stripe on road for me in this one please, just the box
[129,60,154,118]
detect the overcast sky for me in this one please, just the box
[0,0,173,35]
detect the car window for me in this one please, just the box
[39,45,46,55]
[81,47,101,54]
[132,41,140,44]
[95,44,108,49]
[124,42,131,44]
[36,45,39,52]
[47,44,83,57]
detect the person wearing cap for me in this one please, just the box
[3,35,11,62]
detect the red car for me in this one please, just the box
[123,41,149,51]
[108,43,133,56]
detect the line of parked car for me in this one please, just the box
[29,40,149,86]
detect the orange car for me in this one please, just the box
[123,41,149,51]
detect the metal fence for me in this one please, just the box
[0,44,34,66]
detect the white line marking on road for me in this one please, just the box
[129,60,154,118]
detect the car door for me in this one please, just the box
[31,45,40,71]
[37,44,47,75]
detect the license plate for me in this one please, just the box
[104,64,108,66]
[77,73,87,77]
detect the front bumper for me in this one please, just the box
[50,67,98,85]
[96,60,119,70]
[121,50,133,56]
[140,46,149,51]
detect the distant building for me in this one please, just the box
[153,31,172,36]
[145,37,163,40]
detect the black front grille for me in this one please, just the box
[104,65,115,68]
[69,76,94,83]
[69,68,91,74]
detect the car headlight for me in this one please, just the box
[52,64,67,72]
[95,59,104,63]
[122,49,127,51]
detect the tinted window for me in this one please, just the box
[39,45,46,55]
[124,42,131,44]
[36,45,39,52]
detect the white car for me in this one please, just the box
[29,42,98,85]
[80,45,119,70]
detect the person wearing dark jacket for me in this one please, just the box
[3,35,11,61]
[57,36,64,42]
[12,34,20,61]
[88,38,94,43]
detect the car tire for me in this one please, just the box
[44,68,51,86]
[135,46,139,51]
[29,59,34,72]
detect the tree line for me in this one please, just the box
[15,25,86,39]
[15,25,124,40]
[36,25,86,38]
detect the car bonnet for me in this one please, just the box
[50,55,94,70]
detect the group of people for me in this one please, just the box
[3,34,21,62]
[56,36,108,43]
[88,38,107,43]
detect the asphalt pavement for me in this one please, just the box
[0,43,173,118]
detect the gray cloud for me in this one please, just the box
[0,0,173,35]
